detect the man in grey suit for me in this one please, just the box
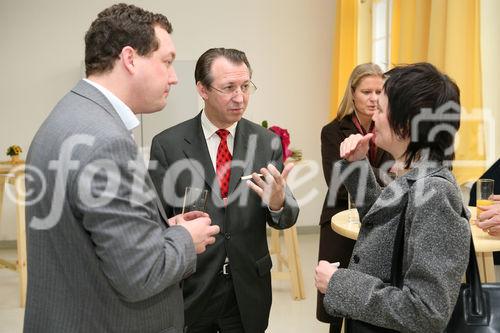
[149,48,300,333]
[24,4,219,333]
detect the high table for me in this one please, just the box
[331,207,500,283]
[0,161,27,307]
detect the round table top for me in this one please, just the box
[331,207,500,253]
[330,209,360,240]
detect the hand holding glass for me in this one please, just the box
[476,179,494,218]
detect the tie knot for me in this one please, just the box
[216,129,230,141]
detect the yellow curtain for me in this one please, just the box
[390,0,484,184]
[329,0,358,119]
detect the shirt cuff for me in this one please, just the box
[268,205,284,223]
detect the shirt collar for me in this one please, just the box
[83,78,140,131]
[201,110,237,139]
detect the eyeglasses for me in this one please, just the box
[209,81,257,96]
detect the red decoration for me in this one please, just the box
[269,126,292,162]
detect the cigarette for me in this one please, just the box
[241,173,263,180]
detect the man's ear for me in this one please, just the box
[196,81,209,100]
[120,46,136,74]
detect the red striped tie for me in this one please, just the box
[216,129,232,198]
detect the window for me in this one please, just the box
[372,0,391,70]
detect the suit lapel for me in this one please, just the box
[180,116,256,200]
[71,80,129,134]
[73,80,170,225]
[144,171,170,225]
[182,114,220,196]
[339,116,357,138]
[229,120,253,195]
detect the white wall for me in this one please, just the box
[0,0,336,240]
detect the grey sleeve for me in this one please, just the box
[336,158,382,220]
[70,137,196,302]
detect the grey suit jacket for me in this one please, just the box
[149,114,300,333]
[24,80,196,333]
[323,159,470,333]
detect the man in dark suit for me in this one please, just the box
[149,48,300,333]
[24,4,219,332]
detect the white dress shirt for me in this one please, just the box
[200,110,283,215]
[200,110,237,172]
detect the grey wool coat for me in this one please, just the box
[324,159,471,333]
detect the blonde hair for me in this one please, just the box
[335,63,384,120]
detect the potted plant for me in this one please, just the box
[6,145,23,163]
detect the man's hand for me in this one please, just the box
[476,194,500,236]
[340,133,373,161]
[246,163,293,211]
[167,211,207,226]
[314,260,339,294]
[174,211,220,253]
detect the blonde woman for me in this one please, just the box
[317,63,393,332]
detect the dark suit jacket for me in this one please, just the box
[24,80,196,333]
[319,116,393,224]
[149,113,299,333]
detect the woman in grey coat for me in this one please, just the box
[314,63,471,333]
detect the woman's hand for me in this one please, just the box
[314,260,339,294]
[340,133,373,161]
[476,194,500,236]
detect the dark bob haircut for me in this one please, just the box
[384,62,461,168]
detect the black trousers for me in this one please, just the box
[186,272,245,333]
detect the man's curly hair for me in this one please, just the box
[84,3,172,76]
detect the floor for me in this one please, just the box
[1,234,499,333]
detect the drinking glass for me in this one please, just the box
[182,187,208,214]
[476,179,494,218]
[347,192,359,224]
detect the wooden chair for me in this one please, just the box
[269,226,305,300]
[0,162,27,307]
